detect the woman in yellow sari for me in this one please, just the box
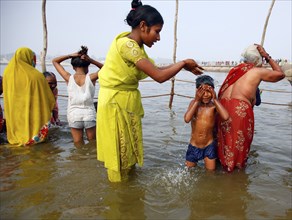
[97,0,203,182]
[3,47,55,146]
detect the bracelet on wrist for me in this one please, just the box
[264,55,271,63]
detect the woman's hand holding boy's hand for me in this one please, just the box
[183,59,204,75]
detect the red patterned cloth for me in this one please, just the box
[217,63,255,172]
[217,98,254,172]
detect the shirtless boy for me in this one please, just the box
[184,75,229,170]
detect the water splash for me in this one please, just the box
[151,166,201,195]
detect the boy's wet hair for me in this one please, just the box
[71,46,90,67]
[196,75,214,88]
[126,0,164,28]
[43,71,56,78]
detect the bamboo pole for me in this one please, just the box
[169,0,179,109]
[41,0,48,72]
[261,0,276,46]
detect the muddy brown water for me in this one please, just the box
[1,66,291,219]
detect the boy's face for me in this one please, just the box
[199,84,213,104]
[46,76,57,90]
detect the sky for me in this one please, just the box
[0,0,291,62]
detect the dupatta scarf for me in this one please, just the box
[3,47,55,146]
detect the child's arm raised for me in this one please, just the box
[209,86,229,121]
[184,86,204,123]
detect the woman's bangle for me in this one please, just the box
[264,55,272,63]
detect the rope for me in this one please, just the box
[142,79,292,93]
[261,101,292,106]
[261,89,291,93]
[1,80,290,106]
[55,93,291,107]
[141,94,170,99]
[174,94,193,99]
[57,94,69,98]
[174,93,291,107]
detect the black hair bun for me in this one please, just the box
[79,46,88,55]
[131,0,142,9]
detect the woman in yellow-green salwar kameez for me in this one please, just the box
[3,47,55,146]
[97,0,203,182]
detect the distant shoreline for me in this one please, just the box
[0,62,70,66]
[1,61,291,83]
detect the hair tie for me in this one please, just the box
[131,8,136,11]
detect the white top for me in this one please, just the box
[67,74,96,123]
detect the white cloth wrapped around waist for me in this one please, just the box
[67,105,96,122]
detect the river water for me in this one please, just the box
[0,64,291,219]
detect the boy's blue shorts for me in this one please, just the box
[186,141,217,163]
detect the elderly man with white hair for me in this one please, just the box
[217,44,285,172]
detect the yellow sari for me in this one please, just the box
[3,47,55,146]
[97,32,152,182]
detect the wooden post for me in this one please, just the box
[41,0,48,72]
[261,0,275,46]
[169,0,179,109]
